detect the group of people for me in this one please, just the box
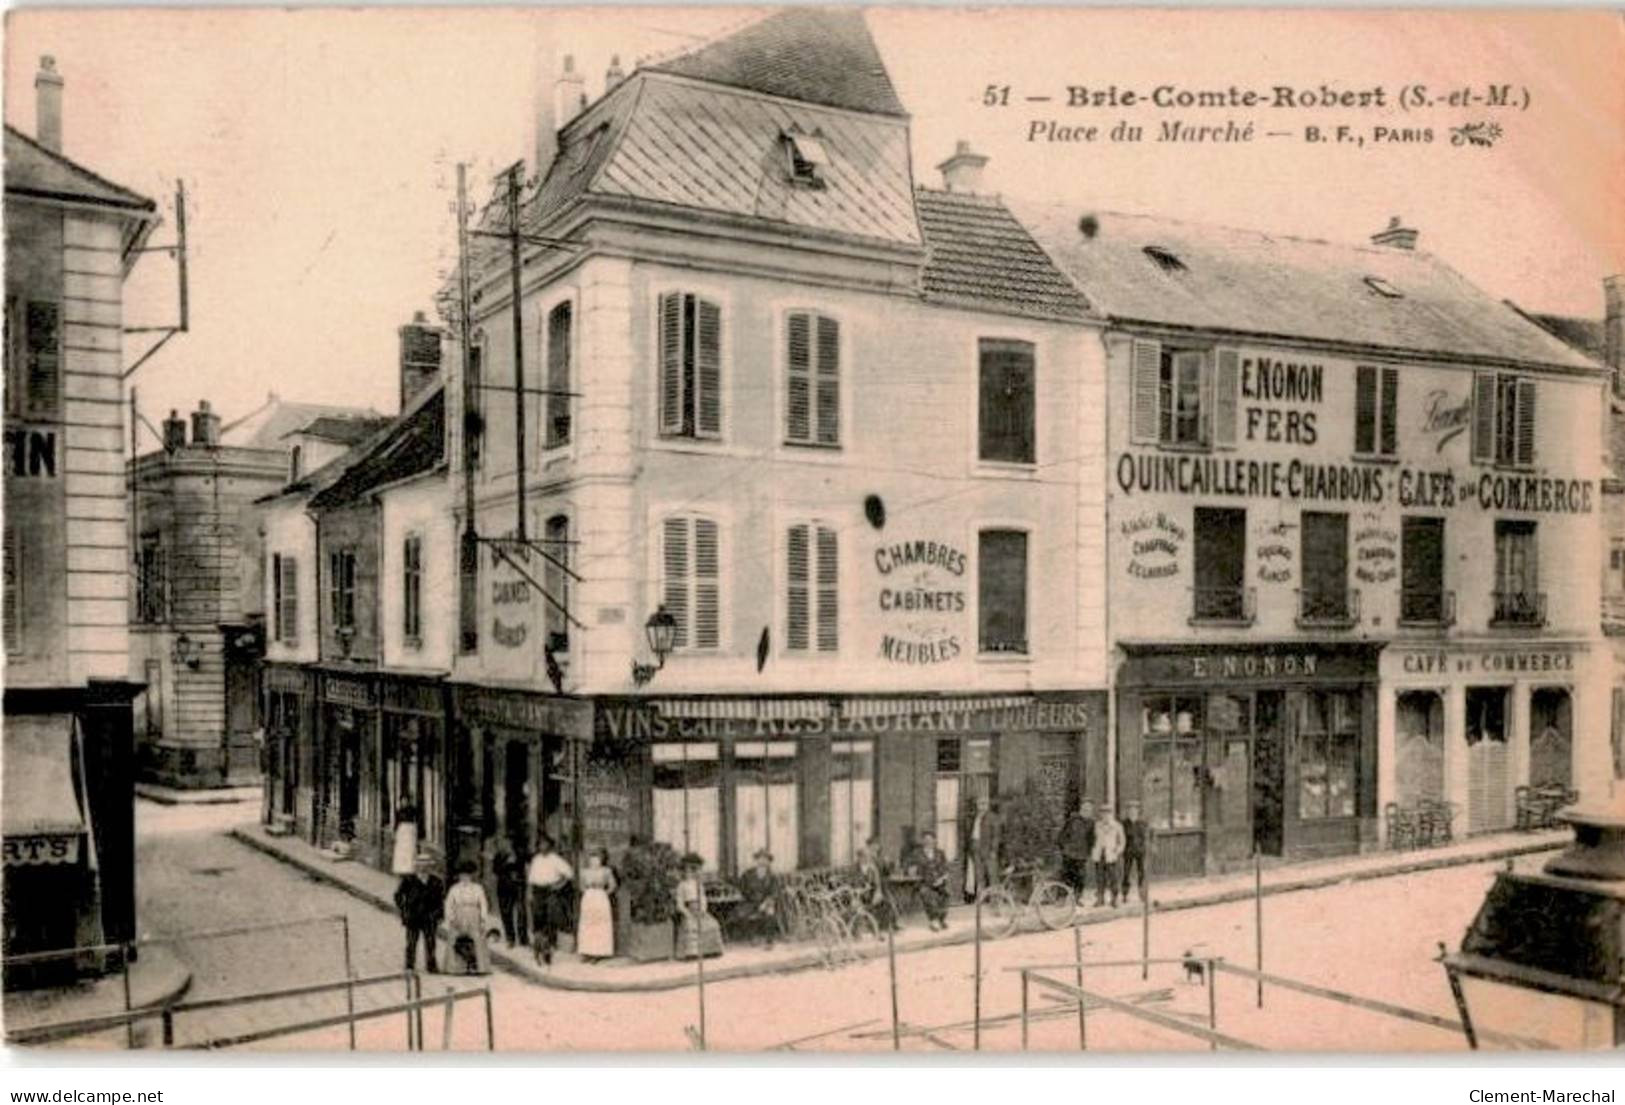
[1057,798,1149,908]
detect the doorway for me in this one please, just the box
[1205,693,1253,867]
[1466,686,1511,833]
[504,739,532,853]
[1251,691,1286,858]
[337,717,360,838]
[1529,687,1573,790]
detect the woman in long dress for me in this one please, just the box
[443,860,496,975]
[575,849,617,961]
[390,803,419,876]
[674,853,723,959]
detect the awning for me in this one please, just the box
[2,714,87,866]
[646,695,1036,722]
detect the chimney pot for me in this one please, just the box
[399,312,444,409]
[35,55,64,153]
[162,409,187,452]
[189,401,221,448]
[556,52,588,127]
[605,54,626,93]
[1371,215,1419,251]
[936,140,989,195]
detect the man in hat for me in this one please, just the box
[526,834,574,966]
[737,848,780,947]
[393,852,444,973]
[908,829,951,931]
[1091,805,1126,908]
[1056,798,1096,899]
[1120,799,1149,903]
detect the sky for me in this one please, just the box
[4,6,1622,448]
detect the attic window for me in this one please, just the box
[782,128,829,189]
[1143,245,1186,273]
[571,124,608,178]
[1364,276,1404,299]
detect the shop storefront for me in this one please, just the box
[1382,641,1596,838]
[586,692,1106,892]
[380,677,451,864]
[262,663,314,835]
[314,670,381,861]
[1116,644,1382,877]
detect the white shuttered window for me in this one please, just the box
[786,522,838,653]
[1129,340,1239,449]
[658,293,722,440]
[785,312,840,446]
[662,515,721,650]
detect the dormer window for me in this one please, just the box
[782,128,829,189]
[288,444,303,482]
[1364,276,1403,299]
[1143,245,1186,274]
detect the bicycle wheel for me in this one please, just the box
[1035,880,1077,930]
[846,908,882,946]
[813,915,846,969]
[977,887,1020,939]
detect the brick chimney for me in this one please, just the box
[556,54,587,127]
[533,47,558,183]
[162,409,187,451]
[398,310,443,408]
[1371,215,1419,251]
[35,56,63,153]
[1605,275,1623,396]
[936,140,988,195]
[190,400,221,447]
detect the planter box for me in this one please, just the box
[624,921,674,963]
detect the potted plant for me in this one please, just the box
[1000,779,1064,871]
[618,839,680,962]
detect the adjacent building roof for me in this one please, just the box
[1520,310,1606,364]
[4,124,155,214]
[308,386,445,511]
[1011,201,1600,372]
[647,8,907,119]
[220,394,387,450]
[915,188,1092,322]
[291,414,395,447]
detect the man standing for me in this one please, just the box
[1056,798,1096,899]
[526,834,574,966]
[393,853,444,973]
[737,848,780,947]
[965,797,1003,901]
[909,830,951,932]
[490,836,528,948]
[1120,799,1149,903]
[1090,805,1126,908]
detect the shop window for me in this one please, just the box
[733,741,798,873]
[1140,696,1204,831]
[978,529,1028,654]
[1400,517,1447,624]
[1492,520,1542,626]
[1529,687,1572,790]
[786,522,837,653]
[661,515,721,651]
[1395,691,1444,806]
[384,714,441,851]
[658,292,722,440]
[978,339,1035,464]
[934,737,995,862]
[543,514,571,653]
[1466,687,1510,832]
[1192,507,1249,622]
[1296,691,1358,820]
[1472,371,1535,468]
[1354,365,1398,457]
[545,301,572,450]
[402,535,423,647]
[137,533,167,624]
[1129,340,1239,450]
[1299,512,1352,625]
[785,312,840,447]
[652,742,720,871]
[829,739,874,868]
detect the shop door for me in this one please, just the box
[338,722,360,835]
[1466,687,1510,833]
[504,740,532,851]
[1251,691,1286,857]
[1203,693,1254,869]
[1529,688,1573,790]
[1036,733,1079,838]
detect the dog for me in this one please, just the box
[1180,945,1209,985]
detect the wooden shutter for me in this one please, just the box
[4,526,20,653]
[546,302,571,449]
[815,315,840,446]
[282,557,299,645]
[662,517,690,649]
[659,294,683,435]
[1212,348,1239,448]
[1515,377,1536,467]
[696,299,722,438]
[25,301,60,417]
[1471,372,1496,463]
[693,517,720,648]
[272,554,284,641]
[1130,339,1162,444]
[4,297,19,417]
[786,524,810,650]
[1380,367,1399,455]
[786,313,811,444]
[1354,365,1377,454]
[816,525,838,652]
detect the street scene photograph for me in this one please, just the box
[2,3,1624,1057]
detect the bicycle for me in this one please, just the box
[808,874,882,968]
[976,858,1076,939]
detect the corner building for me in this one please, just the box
[1021,205,1608,876]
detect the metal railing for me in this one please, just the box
[1296,586,1361,628]
[1491,590,1547,627]
[1399,588,1456,627]
[1189,586,1255,625]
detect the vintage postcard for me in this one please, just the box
[2,4,1624,1056]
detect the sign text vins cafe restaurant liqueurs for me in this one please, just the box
[1115,355,1594,515]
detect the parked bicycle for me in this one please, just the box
[976,858,1076,939]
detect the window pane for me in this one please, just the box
[1143,742,1173,830]
[1193,508,1246,617]
[978,529,1028,653]
[1171,739,1203,828]
[936,776,960,861]
[1299,733,1329,819]
[1328,732,1356,817]
[978,339,1035,463]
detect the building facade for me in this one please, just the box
[3,59,156,975]
[1022,205,1609,876]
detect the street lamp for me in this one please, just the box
[631,605,678,687]
[1439,788,1625,1050]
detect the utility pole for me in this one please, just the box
[504,162,528,542]
[457,163,479,652]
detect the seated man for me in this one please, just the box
[736,848,781,947]
[908,830,951,932]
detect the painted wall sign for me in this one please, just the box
[1190,651,1320,679]
[580,762,634,854]
[1421,390,1472,452]
[1116,452,1388,503]
[3,834,80,865]
[872,538,966,664]
[489,534,533,649]
[323,676,375,708]
[1256,520,1295,584]
[458,686,592,739]
[1240,357,1325,445]
[4,426,57,479]
[1400,649,1578,676]
[1123,511,1185,579]
[598,699,1095,741]
[1353,520,1398,585]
